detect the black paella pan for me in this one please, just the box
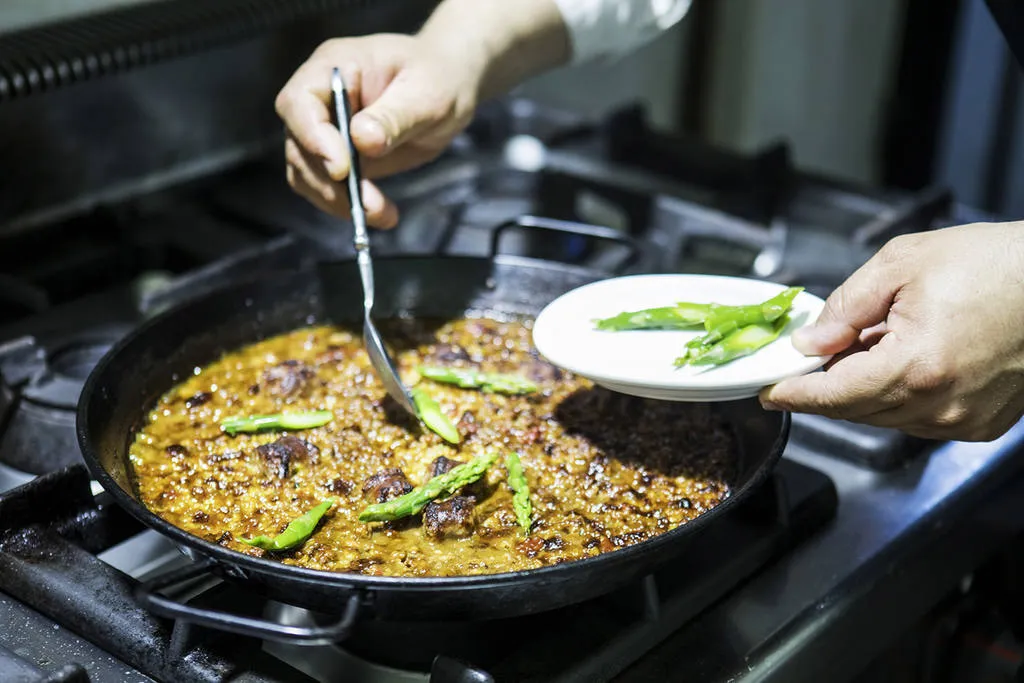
[76,217,790,643]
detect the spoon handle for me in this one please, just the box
[330,67,374,310]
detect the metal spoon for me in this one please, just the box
[330,67,418,418]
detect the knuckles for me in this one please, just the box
[905,355,956,394]
[312,37,359,62]
[313,38,344,57]
[274,88,292,119]
[878,233,919,265]
[931,403,968,430]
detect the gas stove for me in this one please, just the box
[1,99,1023,683]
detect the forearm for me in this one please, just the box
[417,0,571,101]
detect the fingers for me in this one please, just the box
[285,134,399,228]
[277,56,449,173]
[859,322,888,350]
[276,36,466,225]
[276,60,351,180]
[359,141,447,179]
[817,323,888,370]
[853,389,1024,442]
[352,69,453,158]
[853,406,965,441]
[792,245,907,356]
[760,339,906,420]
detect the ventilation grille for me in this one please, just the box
[0,0,433,102]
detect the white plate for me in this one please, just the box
[532,274,831,402]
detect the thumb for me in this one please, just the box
[794,251,902,356]
[350,71,447,157]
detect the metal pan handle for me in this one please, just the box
[134,558,361,643]
[488,215,641,273]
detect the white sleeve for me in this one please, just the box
[552,0,692,64]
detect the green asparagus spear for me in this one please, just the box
[418,366,538,395]
[593,302,710,331]
[684,319,741,352]
[241,498,334,551]
[358,452,499,523]
[677,318,745,364]
[701,287,803,332]
[411,387,461,444]
[505,452,533,534]
[220,410,333,436]
[676,315,790,367]
[595,288,801,333]
[676,287,801,364]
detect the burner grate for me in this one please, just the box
[0,643,90,683]
[0,466,315,682]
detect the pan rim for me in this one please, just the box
[76,256,790,593]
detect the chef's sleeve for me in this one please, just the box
[551,0,692,63]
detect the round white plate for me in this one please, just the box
[532,274,831,402]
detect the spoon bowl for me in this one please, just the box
[331,67,418,419]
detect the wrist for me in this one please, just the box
[417,0,570,103]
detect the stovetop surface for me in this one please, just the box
[2,98,1023,683]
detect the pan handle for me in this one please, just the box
[134,558,361,644]
[488,215,641,273]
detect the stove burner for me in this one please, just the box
[0,326,128,474]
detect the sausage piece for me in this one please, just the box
[256,436,318,479]
[262,360,315,396]
[423,496,476,539]
[362,468,413,504]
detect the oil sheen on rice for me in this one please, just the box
[129,317,735,577]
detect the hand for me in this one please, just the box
[760,222,1024,442]
[274,34,482,228]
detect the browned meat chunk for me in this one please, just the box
[426,455,487,499]
[523,356,563,382]
[256,435,318,479]
[423,495,476,539]
[262,360,315,396]
[362,468,413,503]
[427,343,472,364]
[429,455,463,477]
[517,535,544,557]
[185,392,211,408]
[457,411,478,437]
[326,478,354,495]
[542,536,565,551]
